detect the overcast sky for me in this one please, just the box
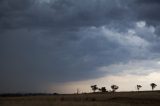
[1,0,160,93]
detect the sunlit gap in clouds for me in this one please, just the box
[49,59,160,94]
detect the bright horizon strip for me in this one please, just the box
[47,59,160,94]
[49,71,160,94]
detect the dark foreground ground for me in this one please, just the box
[1,91,160,106]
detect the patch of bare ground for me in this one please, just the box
[1,91,160,106]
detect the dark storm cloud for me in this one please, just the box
[132,0,160,25]
[0,0,133,31]
[137,0,160,4]
[0,0,160,92]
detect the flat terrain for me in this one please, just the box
[1,91,160,106]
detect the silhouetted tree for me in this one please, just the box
[150,83,157,91]
[76,88,79,94]
[111,85,119,92]
[91,85,98,92]
[99,87,107,92]
[137,85,142,91]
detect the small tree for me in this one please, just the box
[137,85,142,91]
[111,85,119,92]
[150,83,157,91]
[91,85,98,93]
[99,87,107,92]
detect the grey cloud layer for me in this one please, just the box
[0,0,160,92]
[0,0,133,30]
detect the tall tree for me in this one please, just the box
[150,83,157,91]
[91,85,98,93]
[137,85,142,91]
[111,85,119,92]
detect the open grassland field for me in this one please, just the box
[1,91,160,106]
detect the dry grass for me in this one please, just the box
[1,91,160,106]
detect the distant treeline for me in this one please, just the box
[0,93,59,97]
